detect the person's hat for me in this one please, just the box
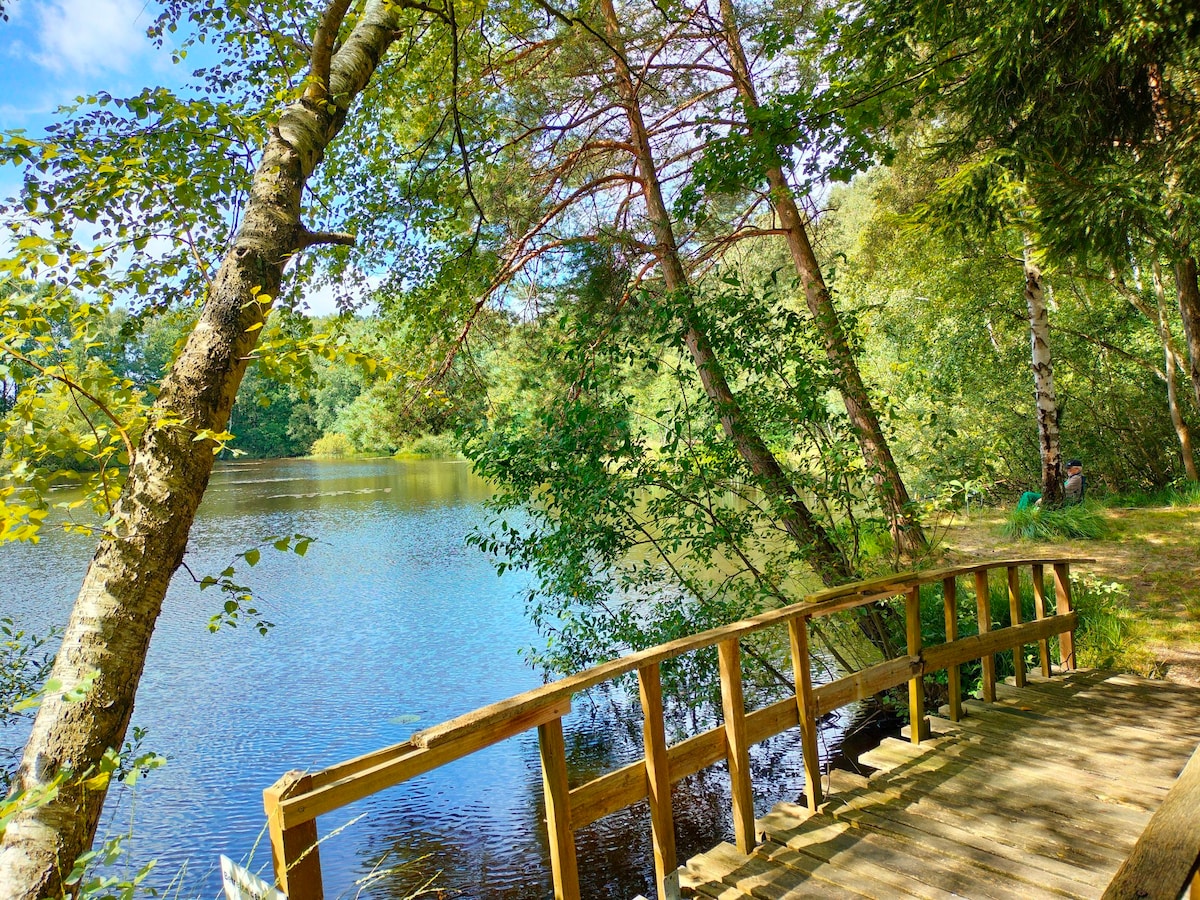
[1066,459,1082,468]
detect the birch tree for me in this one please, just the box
[0,3,429,894]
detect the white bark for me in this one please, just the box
[1023,238,1063,505]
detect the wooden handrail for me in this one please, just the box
[1102,743,1200,900]
[264,556,1091,900]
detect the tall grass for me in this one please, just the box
[1000,500,1108,541]
[1104,479,1200,509]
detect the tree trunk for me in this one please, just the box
[1175,256,1200,412]
[596,0,851,587]
[1152,262,1199,480]
[715,0,927,560]
[0,5,403,896]
[1023,239,1063,506]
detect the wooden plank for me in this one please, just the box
[719,637,756,854]
[638,663,680,900]
[280,697,572,828]
[862,736,1169,811]
[757,833,952,899]
[1007,566,1026,688]
[1031,564,1052,677]
[921,615,1078,674]
[813,654,922,716]
[264,771,324,900]
[768,814,1044,900]
[906,587,928,743]
[943,577,961,721]
[974,569,996,702]
[817,791,1112,890]
[1053,563,1076,669]
[1102,744,1200,900]
[824,777,1135,869]
[788,617,822,811]
[690,840,873,900]
[539,717,580,900]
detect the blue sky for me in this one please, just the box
[1,0,173,136]
[0,1,355,315]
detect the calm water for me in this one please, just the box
[0,458,860,898]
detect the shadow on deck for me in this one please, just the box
[680,669,1200,899]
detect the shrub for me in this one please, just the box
[395,432,459,458]
[309,433,356,457]
[1070,575,1156,674]
[1000,500,1107,541]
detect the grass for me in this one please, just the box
[1103,479,1200,509]
[1000,500,1108,540]
[940,498,1200,685]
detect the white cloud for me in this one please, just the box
[32,0,150,76]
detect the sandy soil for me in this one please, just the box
[933,506,1200,686]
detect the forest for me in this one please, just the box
[1,0,1198,896]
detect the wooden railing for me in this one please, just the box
[263,557,1088,900]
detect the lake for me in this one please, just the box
[0,457,863,898]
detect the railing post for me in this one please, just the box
[943,576,962,721]
[974,568,996,702]
[787,615,823,811]
[718,637,756,853]
[538,717,581,900]
[1053,562,1077,670]
[264,771,324,900]
[1007,566,1026,688]
[638,663,680,900]
[905,586,928,742]
[1031,563,1052,676]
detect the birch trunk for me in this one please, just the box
[715,0,926,559]
[597,0,850,586]
[1023,240,1063,506]
[0,5,403,896]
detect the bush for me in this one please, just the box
[309,433,356,457]
[1070,575,1156,674]
[395,432,459,458]
[1000,501,1108,541]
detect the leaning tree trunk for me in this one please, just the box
[1023,238,1063,506]
[596,0,851,587]
[0,4,404,896]
[715,0,927,560]
[1175,256,1200,412]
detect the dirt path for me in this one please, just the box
[934,506,1200,686]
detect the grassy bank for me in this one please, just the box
[939,501,1200,685]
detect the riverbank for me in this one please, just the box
[939,503,1200,686]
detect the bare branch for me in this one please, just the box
[307,0,355,102]
[297,228,357,249]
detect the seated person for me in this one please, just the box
[1063,459,1085,504]
[1018,458,1085,509]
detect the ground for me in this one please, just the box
[936,505,1200,686]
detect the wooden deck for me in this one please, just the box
[680,669,1200,899]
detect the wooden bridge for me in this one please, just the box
[263,557,1200,899]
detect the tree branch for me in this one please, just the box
[0,342,137,465]
[307,0,355,102]
[296,228,357,249]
